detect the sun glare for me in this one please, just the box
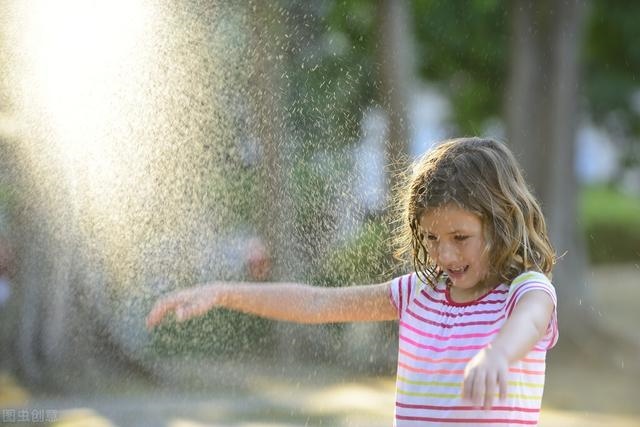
[18,0,154,200]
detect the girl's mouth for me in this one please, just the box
[447,265,469,280]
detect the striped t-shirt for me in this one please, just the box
[389,271,558,426]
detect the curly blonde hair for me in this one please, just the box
[394,137,555,287]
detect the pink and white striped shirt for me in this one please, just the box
[389,271,558,426]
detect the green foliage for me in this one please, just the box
[411,0,508,134]
[317,219,395,286]
[584,0,640,136]
[580,185,640,264]
[150,308,275,358]
[285,0,378,149]
[404,0,640,142]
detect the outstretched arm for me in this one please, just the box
[461,290,555,409]
[146,281,398,329]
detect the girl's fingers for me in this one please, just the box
[484,373,497,410]
[461,351,509,410]
[498,370,508,401]
[147,293,187,327]
[146,300,172,328]
[463,369,505,410]
[147,287,214,328]
[176,300,210,322]
[472,371,486,407]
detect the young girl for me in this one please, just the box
[147,137,558,426]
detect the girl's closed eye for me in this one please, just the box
[454,235,469,242]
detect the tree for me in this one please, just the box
[505,0,627,353]
[377,0,413,197]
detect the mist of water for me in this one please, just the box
[0,0,397,389]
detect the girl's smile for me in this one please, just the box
[420,204,496,302]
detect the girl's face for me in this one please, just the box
[419,204,492,294]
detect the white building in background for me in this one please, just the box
[575,123,619,185]
[351,84,451,216]
[352,106,388,214]
[408,85,451,158]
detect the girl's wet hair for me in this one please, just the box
[394,137,555,287]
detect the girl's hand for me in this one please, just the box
[146,284,219,329]
[461,345,509,410]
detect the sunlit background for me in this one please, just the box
[14,0,152,186]
[0,1,639,426]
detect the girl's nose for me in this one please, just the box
[436,242,458,265]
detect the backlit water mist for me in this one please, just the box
[0,0,396,388]
[0,0,292,384]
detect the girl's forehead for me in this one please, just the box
[419,204,483,231]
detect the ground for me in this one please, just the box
[1,264,639,426]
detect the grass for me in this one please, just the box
[580,184,640,264]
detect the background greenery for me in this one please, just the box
[581,185,640,264]
[147,0,640,357]
[286,0,640,268]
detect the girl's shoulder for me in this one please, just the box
[390,271,447,301]
[414,272,449,293]
[506,270,556,304]
[509,270,552,287]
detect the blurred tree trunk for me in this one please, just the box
[247,2,316,361]
[506,0,626,353]
[248,3,299,281]
[350,0,416,371]
[0,130,142,388]
[377,0,413,203]
[0,110,91,386]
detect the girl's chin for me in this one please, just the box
[447,268,470,284]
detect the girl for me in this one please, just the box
[147,137,558,426]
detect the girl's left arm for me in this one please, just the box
[461,290,555,409]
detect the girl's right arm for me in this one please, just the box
[146,281,398,329]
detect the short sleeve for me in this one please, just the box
[506,271,558,349]
[388,272,416,320]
